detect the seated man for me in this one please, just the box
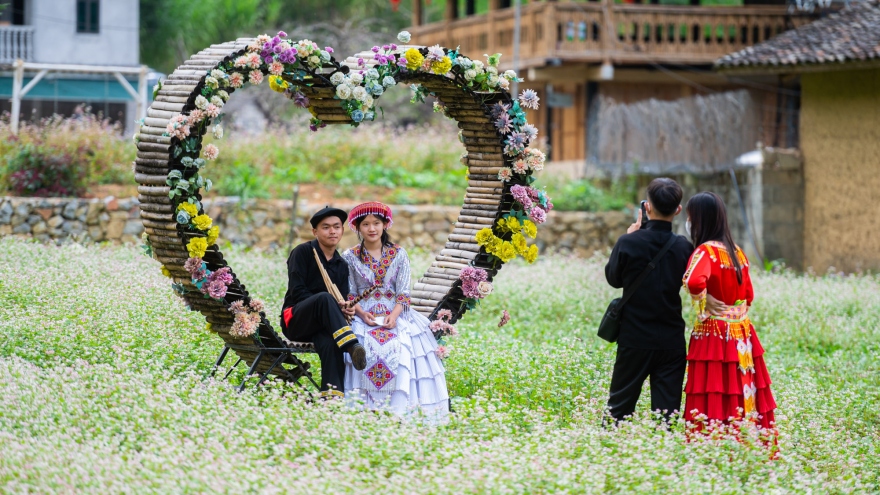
[280,206,367,399]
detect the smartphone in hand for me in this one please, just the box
[639,200,649,229]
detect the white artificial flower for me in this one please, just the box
[499,78,510,90]
[194,95,208,110]
[397,31,411,43]
[366,68,380,80]
[308,55,320,67]
[382,75,396,88]
[350,72,364,85]
[473,60,484,70]
[211,69,226,80]
[205,76,219,89]
[217,90,229,102]
[488,74,499,87]
[212,125,223,139]
[336,84,352,99]
[504,69,517,80]
[352,86,368,102]
[364,94,374,108]
[330,72,345,86]
[487,66,498,76]
[464,69,477,81]
[210,95,224,108]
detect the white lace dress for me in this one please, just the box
[341,244,449,420]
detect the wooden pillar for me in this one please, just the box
[412,0,422,26]
[445,0,458,21]
[11,59,23,135]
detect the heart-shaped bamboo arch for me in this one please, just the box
[135,36,549,384]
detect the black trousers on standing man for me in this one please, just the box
[607,346,687,422]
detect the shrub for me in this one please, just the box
[548,177,637,212]
[4,144,84,197]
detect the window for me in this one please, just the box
[76,0,99,33]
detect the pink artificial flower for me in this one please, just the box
[324,46,334,53]
[435,345,449,360]
[205,279,228,299]
[529,206,547,224]
[498,309,510,328]
[510,185,534,209]
[269,62,284,76]
[247,53,262,68]
[165,115,190,140]
[211,266,233,285]
[204,104,221,119]
[248,70,264,85]
[256,34,271,46]
[234,56,248,68]
[203,143,219,160]
[511,159,528,174]
[228,300,246,314]
[436,309,453,321]
[460,266,488,283]
[229,72,245,88]
[497,168,513,182]
[188,109,204,124]
[461,279,481,299]
[249,299,265,313]
[184,257,203,274]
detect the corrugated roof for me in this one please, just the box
[716,0,880,70]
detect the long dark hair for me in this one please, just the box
[354,214,393,259]
[686,192,742,284]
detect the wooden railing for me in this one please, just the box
[0,26,34,64]
[408,3,813,67]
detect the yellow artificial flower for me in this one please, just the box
[485,236,502,255]
[497,241,517,263]
[511,233,527,255]
[405,48,424,71]
[498,216,521,234]
[522,219,537,239]
[268,75,288,93]
[476,227,494,246]
[176,202,198,217]
[431,56,452,75]
[160,265,172,278]
[524,244,539,264]
[206,225,220,246]
[187,237,208,258]
[192,214,213,231]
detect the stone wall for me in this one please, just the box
[0,196,632,257]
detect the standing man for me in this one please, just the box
[604,178,694,423]
[281,206,367,399]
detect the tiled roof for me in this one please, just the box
[716,1,880,70]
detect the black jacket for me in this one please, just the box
[604,220,694,350]
[282,239,350,310]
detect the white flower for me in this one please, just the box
[350,72,364,85]
[194,95,208,110]
[336,85,352,100]
[364,94,374,109]
[504,69,517,80]
[330,72,345,85]
[212,125,223,139]
[366,68,380,80]
[477,281,493,297]
[382,76,396,88]
[499,78,510,90]
[488,75,499,87]
[487,66,498,76]
[217,90,229,102]
[211,69,226,81]
[210,96,224,108]
[464,69,477,81]
[204,76,219,90]
[397,31,411,43]
[473,60,484,71]
[308,55,320,67]
[352,86,368,102]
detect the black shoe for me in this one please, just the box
[350,343,367,371]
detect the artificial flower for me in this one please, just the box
[498,168,513,182]
[522,219,537,239]
[192,214,213,231]
[498,309,511,328]
[511,233,527,255]
[210,95,224,108]
[336,85,352,99]
[477,281,493,297]
[404,48,424,70]
[248,70,264,85]
[330,72,345,85]
[161,266,172,278]
[524,244,539,263]
[528,206,547,224]
[431,56,452,74]
[203,143,219,160]
[397,31,411,43]
[206,225,220,246]
[205,76,219,89]
[269,75,288,93]
[475,228,494,246]
[194,95,208,110]
[497,241,517,262]
[212,125,223,139]
[176,202,198,217]
[205,104,221,118]
[519,89,540,110]
[228,72,244,88]
[187,237,208,258]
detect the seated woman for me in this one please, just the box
[682,192,777,441]
[341,201,449,420]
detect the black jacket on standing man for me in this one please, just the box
[604,219,694,422]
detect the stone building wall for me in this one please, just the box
[0,196,632,257]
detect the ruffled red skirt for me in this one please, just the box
[683,323,777,430]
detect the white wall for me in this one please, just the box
[31,0,139,66]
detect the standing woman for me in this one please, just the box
[682,192,777,437]
[341,202,450,420]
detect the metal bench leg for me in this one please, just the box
[209,346,231,378]
[222,358,243,380]
[256,353,288,387]
[238,351,264,393]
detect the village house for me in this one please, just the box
[715,0,880,273]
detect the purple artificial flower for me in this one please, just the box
[461,280,481,299]
[490,102,510,119]
[309,123,318,132]
[184,257,203,274]
[382,44,390,51]
[518,89,540,110]
[292,91,309,108]
[522,123,538,142]
[494,113,513,135]
[192,267,207,282]
[211,267,234,285]
[263,56,274,64]
[277,31,287,38]
[325,46,334,53]
[273,44,284,54]
[460,265,488,283]
[390,43,398,50]
[396,56,407,67]
[358,58,365,68]
[376,54,388,65]
[529,206,547,224]
[371,46,380,53]
[206,280,228,299]
[510,185,534,209]
[504,132,528,156]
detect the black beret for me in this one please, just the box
[309,206,348,228]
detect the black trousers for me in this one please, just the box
[281,293,358,396]
[607,346,686,422]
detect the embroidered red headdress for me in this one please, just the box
[348,201,394,231]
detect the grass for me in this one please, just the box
[0,238,877,493]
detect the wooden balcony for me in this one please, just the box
[407,2,814,69]
[0,26,34,64]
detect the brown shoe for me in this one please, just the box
[350,343,367,371]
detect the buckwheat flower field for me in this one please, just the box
[0,237,877,493]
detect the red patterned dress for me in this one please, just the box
[683,241,777,433]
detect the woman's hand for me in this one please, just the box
[383,313,398,329]
[705,294,728,316]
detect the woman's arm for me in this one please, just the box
[683,247,712,321]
